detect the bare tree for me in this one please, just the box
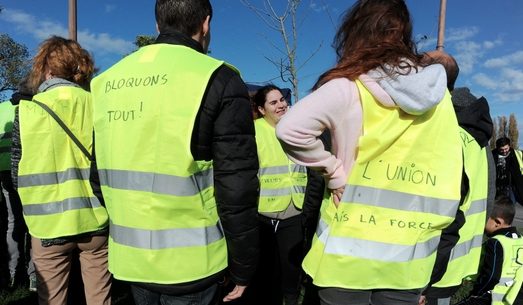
[498,116,508,139]
[240,0,323,102]
[509,113,519,149]
[491,115,520,150]
[490,119,498,151]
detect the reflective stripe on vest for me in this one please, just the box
[110,221,223,249]
[18,167,90,187]
[490,235,523,305]
[255,118,307,212]
[433,129,489,288]
[18,87,108,239]
[0,101,15,171]
[98,168,213,196]
[91,44,228,284]
[302,81,462,290]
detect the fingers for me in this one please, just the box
[222,285,247,302]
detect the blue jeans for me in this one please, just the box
[131,283,219,305]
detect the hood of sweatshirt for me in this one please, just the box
[365,63,448,115]
[452,87,493,148]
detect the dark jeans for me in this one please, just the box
[240,215,304,305]
[318,288,422,305]
[131,284,219,305]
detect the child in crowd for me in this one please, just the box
[460,196,523,305]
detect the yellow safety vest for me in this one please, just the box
[0,101,16,171]
[18,87,108,239]
[255,117,307,212]
[515,150,523,175]
[491,234,523,305]
[91,44,228,284]
[302,80,462,289]
[433,128,488,288]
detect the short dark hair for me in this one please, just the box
[423,51,459,91]
[253,84,282,109]
[496,137,511,149]
[155,0,212,36]
[490,195,515,225]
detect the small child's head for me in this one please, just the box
[485,196,515,236]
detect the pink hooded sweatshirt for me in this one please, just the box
[275,64,448,190]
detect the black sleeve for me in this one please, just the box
[194,65,260,286]
[89,134,105,206]
[472,238,503,296]
[11,108,21,190]
[507,150,523,205]
[302,168,324,229]
[301,131,329,230]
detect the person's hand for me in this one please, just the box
[222,285,247,302]
[418,295,426,305]
[331,187,345,207]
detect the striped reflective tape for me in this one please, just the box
[464,199,487,216]
[316,218,440,262]
[341,185,459,217]
[23,196,102,216]
[260,165,288,175]
[448,234,484,260]
[18,168,90,187]
[110,221,224,250]
[324,233,441,262]
[98,168,213,196]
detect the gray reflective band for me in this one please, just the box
[342,185,459,217]
[316,218,329,244]
[324,234,441,262]
[110,221,224,250]
[99,168,213,196]
[491,292,503,302]
[292,185,306,194]
[316,218,440,262]
[18,168,90,187]
[260,165,288,175]
[291,164,306,173]
[464,199,487,216]
[260,187,291,197]
[499,277,514,285]
[437,298,450,305]
[449,234,483,260]
[23,196,102,216]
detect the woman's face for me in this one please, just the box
[258,89,288,126]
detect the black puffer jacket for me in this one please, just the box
[90,31,260,295]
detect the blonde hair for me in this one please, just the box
[28,36,94,93]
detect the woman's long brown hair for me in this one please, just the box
[314,0,425,90]
[28,36,94,93]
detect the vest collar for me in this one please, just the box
[155,30,204,54]
[38,78,80,93]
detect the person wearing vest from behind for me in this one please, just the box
[12,36,111,305]
[89,1,260,304]
[458,196,523,305]
[276,0,463,304]
[247,85,323,305]
[419,51,495,305]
